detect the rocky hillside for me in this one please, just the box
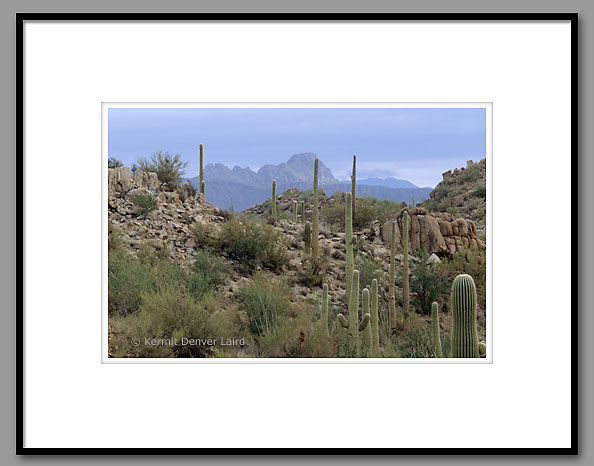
[419,159,486,236]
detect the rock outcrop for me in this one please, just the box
[108,166,160,194]
[108,167,222,266]
[380,207,485,256]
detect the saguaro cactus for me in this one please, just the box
[431,302,443,358]
[337,270,370,356]
[345,192,354,301]
[199,143,204,195]
[301,201,305,224]
[293,201,298,222]
[271,179,277,223]
[402,210,410,318]
[361,288,372,354]
[370,279,380,357]
[351,154,357,222]
[321,283,329,339]
[304,221,312,254]
[388,220,396,329]
[450,274,480,358]
[312,158,319,259]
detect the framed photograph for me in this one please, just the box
[18,13,577,454]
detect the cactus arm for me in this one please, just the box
[312,158,319,259]
[337,313,349,328]
[479,342,487,358]
[358,313,370,332]
[361,289,372,352]
[431,302,443,358]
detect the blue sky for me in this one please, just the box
[108,107,486,188]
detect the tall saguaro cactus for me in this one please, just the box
[337,270,370,356]
[370,279,380,357]
[312,158,319,259]
[271,179,277,223]
[293,201,298,222]
[431,302,443,358]
[301,201,305,224]
[199,143,204,195]
[388,220,396,329]
[351,154,357,222]
[402,210,410,318]
[345,192,354,301]
[321,283,329,339]
[450,274,480,358]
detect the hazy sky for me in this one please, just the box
[108,107,486,188]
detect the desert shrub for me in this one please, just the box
[191,221,219,250]
[177,182,197,203]
[410,249,450,315]
[219,217,289,274]
[237,275,291,336]
[456,163,483,183]
[135,151,188,186]
[187,249,227,299]
[257,308,335,358]
[439,247,487,313]
[108,223,124,252]
[108,157,123,168]
[356,253,386,291]
[109,287,219,358]
[320,195,401,230]
[108,250,156,317]
[131,193,158,217]
[475,184,487,198]
[393,321,435,358]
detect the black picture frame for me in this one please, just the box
[16,12,579,456]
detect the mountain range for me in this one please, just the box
[188,152,433,211]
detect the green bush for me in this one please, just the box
[135,151,188,186]
[131,193,158,217]
[109,287,220,358]
[108,223,124,252]
[188,249,227,299]
[409,250,450,315]
[320,195,401,230]
[219,217,289,274]
[475,184,487,198]
[108,250,156,317]
[237,275,291,336]
[439,247,487,314]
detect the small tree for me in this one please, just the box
[135,151,188,186]
[108,157,123,168]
